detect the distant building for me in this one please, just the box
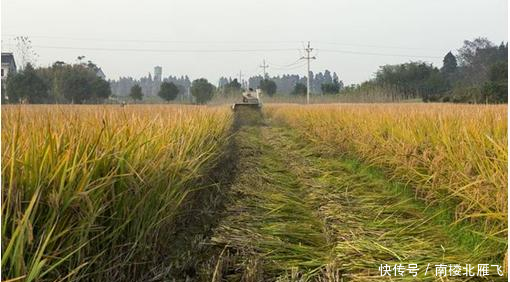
[152,66,162,96]
[95,67,106,79]
[154,66,162,82]
[1,53,17,80]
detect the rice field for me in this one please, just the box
[267,104,507,234]
[267,104,508,261]
[1,105,232,281]
[1,103,507,281]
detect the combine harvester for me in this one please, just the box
[232,88,262,111]
[232,88,263,126]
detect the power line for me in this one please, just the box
[1,43,442,59]
[13,44,298,53]
[268,58,302,68]
[315,41,444,51]
[268,61,307,71]
[317,49,442,59]
[3,34,445,52]
[2,34,302,45]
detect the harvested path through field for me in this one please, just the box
[205,119,477,281]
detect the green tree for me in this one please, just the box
[62,70,91,104]
[91,78,111,100]
[226,78,241,90]
[441,51,457,75]
[1,83,6,103]
[191,78,215,104]
[374,62,447,101]
[291,83,307,96]
[259,79,277,97]
[36,61,69,102]
[320,81,340,94]
[221,78,242,97]
[158,81,180,102]
[448,38,507,103]
[37,62,111,103]
[482,62,508,103]
[6,63,49,103]
[422,71,448,102]
[129,84,143,101]
[456,38,505,84]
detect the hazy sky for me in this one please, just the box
[1,0,508,85]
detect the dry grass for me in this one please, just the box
[267,103,507,245]
[1,105,231,281]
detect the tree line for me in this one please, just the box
[3,61,111,104]
[217,69,343,98]
[129,78,215,104]
[110,75,191,99]
[347,37,507,103]
[218,69,343,95]
[3,37,506,104]
[2,59,218,104]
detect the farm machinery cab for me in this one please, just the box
[232,88,262,111]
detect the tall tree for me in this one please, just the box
[129,84,143,101]
[291,83,307,96]
[91,78,111,100]
[6,63,49,103]
[457,37,494,67]
[36,61,111,103]
[158,81,179,102]
[482,61,508,103]
[62,69,92,104]
[323,70,333,84]
[1,83,6,104]
[441,51,457,75]
[259,79,277,97]
[14,36,38,70]
[374,61,446,101]
[191,78,215,104]
[227,78,242,90]
[321,82,340,94]
[221,78,242,97]
[456,37,503,84]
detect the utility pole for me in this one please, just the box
[259,59,269,78]
[187,86,192,103]
[300,41,316,104]
[238,70,244,89]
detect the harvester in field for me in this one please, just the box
[232,88,262,111]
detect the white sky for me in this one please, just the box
[1,0,508,85]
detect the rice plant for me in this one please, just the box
[2,102,507,281]
[267,103,507,259]
[1,105,232,281]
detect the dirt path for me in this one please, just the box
[204,120,477,281]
